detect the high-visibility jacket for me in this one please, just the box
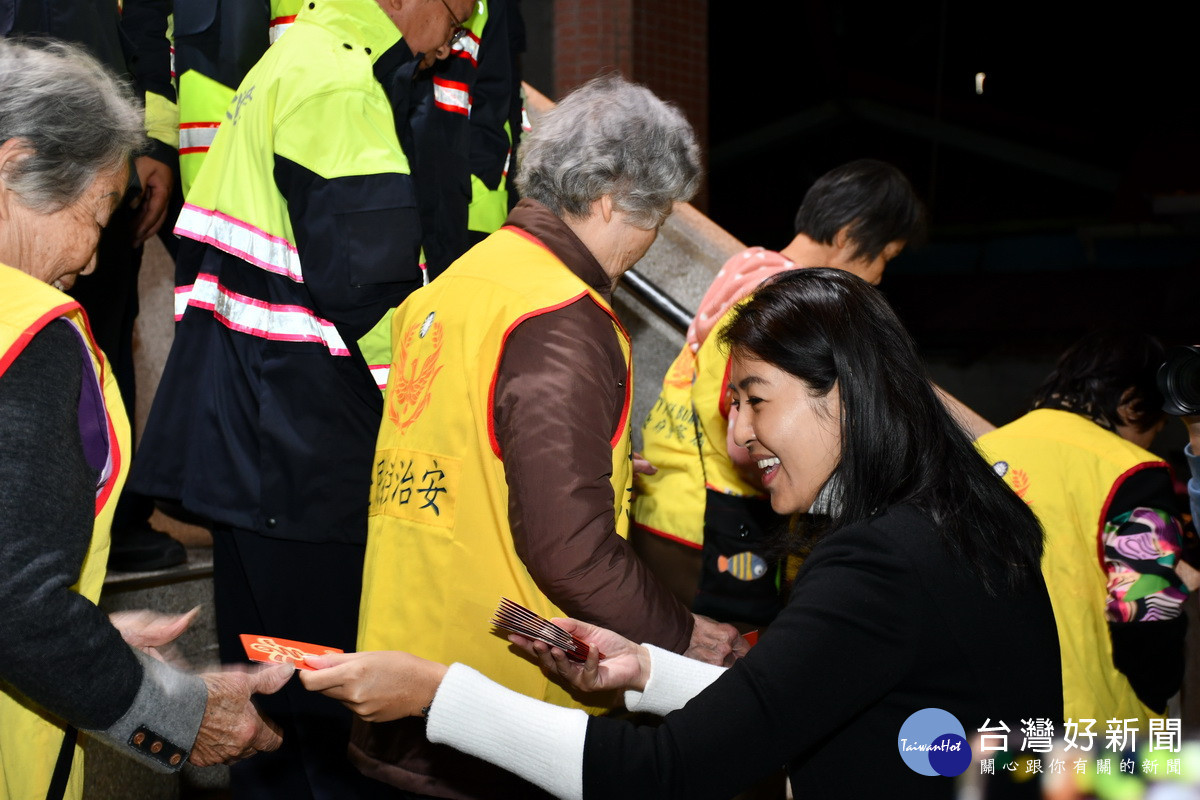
[358,227,632,710]
[133,0,424,541]
[977,408,1164,725]
[175,0,300,196]
[0,264,129,800]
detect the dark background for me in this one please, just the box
[704,0,1200,441]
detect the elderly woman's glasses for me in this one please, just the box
[437,0,468,46]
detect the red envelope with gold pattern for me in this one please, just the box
[239,634,343,670]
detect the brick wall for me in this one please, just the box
[551,0,709,209]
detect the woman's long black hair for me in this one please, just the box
[719,268,1043,594]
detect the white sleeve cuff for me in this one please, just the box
[623,644,726,716]
[426,663,588,800]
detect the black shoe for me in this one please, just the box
[108,523,187,572]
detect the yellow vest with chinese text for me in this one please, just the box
[633,302,762,548]
[0,264,130,800]
[977,408,1163,725]
[358,227,632,710]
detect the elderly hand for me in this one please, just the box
[131,155,173,247]
[299,651,448,723]
[686,614,748,667]
[508,617,650,693]
[109,606,199,668]
[190,665,292,766]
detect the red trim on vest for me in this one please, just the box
[632,521,703,551]
[96,397,122,515]
[0,301,79,376]
[484,227,634,455]
[1095,460,1171,569]
[501,225,555,254]
[487,291,591,460]
[0,300,120,516]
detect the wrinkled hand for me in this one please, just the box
[299,651,448,723]
[507,617,649,693]
[632,451,658,476]
[109,606,199,668]
[131,155,173,247]
[190,665,292,766]
[685,614,748,667]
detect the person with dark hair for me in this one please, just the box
[791,157,927,274]
[298,268,1062,800]
[633,159,990,628]
[978,328,1189,726]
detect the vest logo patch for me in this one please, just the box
[387,318,444,434]
[663,348,695,390]
[370,448,460,529]
[226,85,255,125]
[992,461,1031,503]
[1011,468,1031,500]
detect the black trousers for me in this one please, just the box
[211,527,400,800]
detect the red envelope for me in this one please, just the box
[239,634,343,670]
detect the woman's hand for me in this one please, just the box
[298,651,448,723]
[507,618,650,693]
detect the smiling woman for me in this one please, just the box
[718,268,1044,590]
[728,359,841,516]
[300,268,1065,800]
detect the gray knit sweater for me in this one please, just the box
[0,320,206,773]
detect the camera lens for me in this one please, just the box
[1158,345,1200,416]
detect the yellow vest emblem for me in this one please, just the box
[387,313,444,434]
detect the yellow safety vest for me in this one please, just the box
[633,302,763,547]
[358,227,632,710]
[977,408,1163,725]
[0,264,130,800]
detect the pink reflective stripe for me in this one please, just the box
[269,15,296,44]
[452,31,480,66]
[175,203,304,283]
[369,364,390,390]
[433,78,471,116]
[175,274,350,356]
[179,123,219,153]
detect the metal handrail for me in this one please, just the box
[619,269,693,335]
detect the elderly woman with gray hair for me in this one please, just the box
[0,39,289,800]
[337,73,746,799]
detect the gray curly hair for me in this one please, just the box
[516,73,701,229]
[0,38,145,212]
